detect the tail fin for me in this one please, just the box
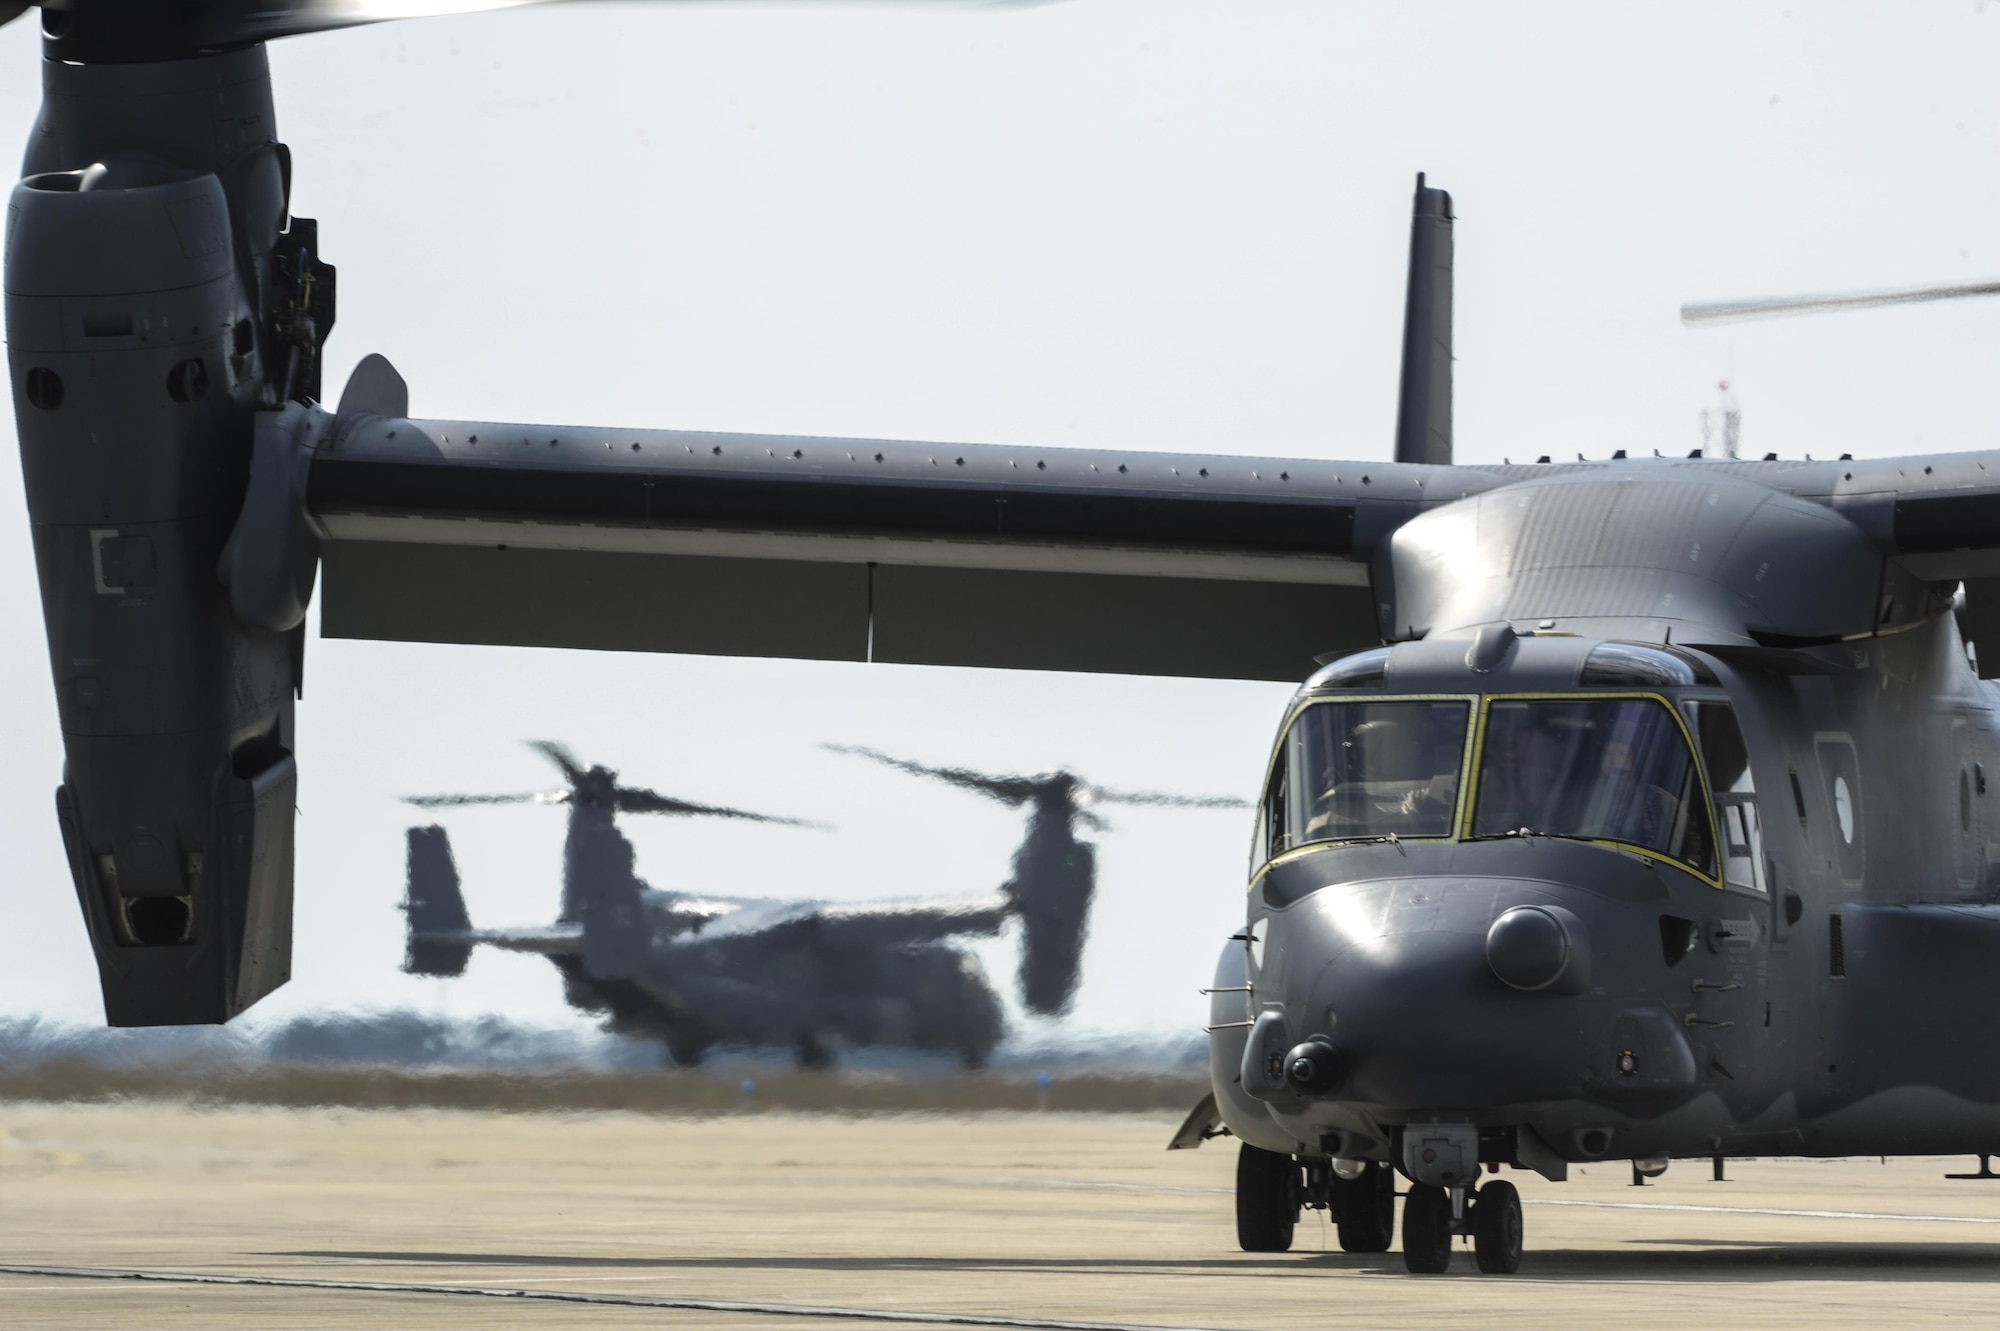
[1393,172,1454,467]
[403,825,473,977]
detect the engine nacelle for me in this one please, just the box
[4,45,308,1024]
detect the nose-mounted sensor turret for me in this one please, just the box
[1282,1036,1346,1095]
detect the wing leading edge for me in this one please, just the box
[308,416,1497,682]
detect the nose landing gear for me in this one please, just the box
[1471,1180,1523,1273]
[1329,1161,1396,1253]
[1232,1143,1524,1273]
[1234,1143,1298,1252]
[1401,1183,1454,1272]
[1401,1179,1524,1274]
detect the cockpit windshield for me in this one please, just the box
[1262,700,1471,854]
[1471,697,1713,872]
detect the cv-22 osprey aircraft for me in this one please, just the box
[20,0,2000,1278]
[402,742,1242,1064]
[400,742,1016,1069]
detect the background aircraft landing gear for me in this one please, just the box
[1403,1179,1523,1274]
[1331,1161,1396,1253]
[1234,1144,1297,1252]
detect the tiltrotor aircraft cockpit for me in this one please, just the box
[14,0,2000,1281]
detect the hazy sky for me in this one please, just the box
[3,2,1998,1044]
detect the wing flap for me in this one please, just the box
[871,564,1374,681]
[322,541,871,662]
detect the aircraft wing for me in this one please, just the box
[308,416,1500,683]
[685,892,1012,947]
[1703,449,2000,581]
[814,893,1013,943]
[409,924,583,956]
[1721,450,2000,651]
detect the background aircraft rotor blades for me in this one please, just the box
[613,786,827,828]
[400,790,569,808]
[1681,278,2000,326]
[407,742,821,825]
[1085,786,1251,810]
[821,743,1039,806]
[526,739,587,785]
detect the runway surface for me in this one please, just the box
[7,1101,2000,1328]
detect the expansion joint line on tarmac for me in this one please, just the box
[0,1263,1240,1331]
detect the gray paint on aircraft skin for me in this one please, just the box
[17,2,2000,1271]
[1213,621,2000,1170]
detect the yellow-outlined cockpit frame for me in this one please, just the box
[1248,690,1723,892]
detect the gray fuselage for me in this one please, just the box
[1210,468,2000,1174]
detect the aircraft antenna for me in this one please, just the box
[1699,377,1741,460]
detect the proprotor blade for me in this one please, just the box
[33,1,541,62]
[1087,786,1251,810]
[34,0,1037,64]
[400,790,568,808]
[525,739,586,785]
[821,743,1039,806]
[613,786,826,828]
[1681,278,2000,326]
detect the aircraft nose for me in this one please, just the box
[1249,879,1625,1109]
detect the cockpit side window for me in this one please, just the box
[1688,700,1764,892]
[1691,701,1753,795]
[1262,699,1471,858]
[1472,696,1716,875]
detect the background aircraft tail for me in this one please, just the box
[402,825,473,977]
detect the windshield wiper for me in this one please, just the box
[1469,828,1599,845]
[1296,832,1409,849]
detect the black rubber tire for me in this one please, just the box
[795,1032,834,1070]
[1472,1179,1524,1274]
[1234,1144,1297,1252]
[664,1036,709,1068]
[1331,1162,1396,1253]
[1401,1183,1453,1273]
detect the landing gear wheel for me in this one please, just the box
[664,1036,709,1068]
[1331,1162,1396,1253]
[1234,1144,1297,1252]
[1401,1183,1452,1273]
[794,1031,834,1070]
[1472,1179,1523,1274]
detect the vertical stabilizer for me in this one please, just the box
[1393,173,1455,467]
[403,825,472,977]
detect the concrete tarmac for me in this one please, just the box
[6,1100,2000,1328]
